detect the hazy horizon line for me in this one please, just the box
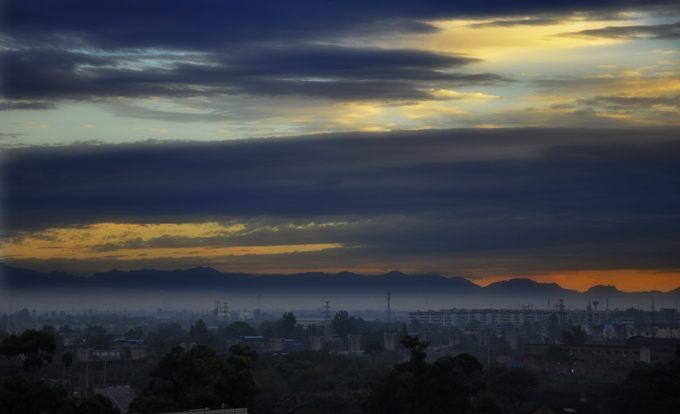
[3,262,679,295]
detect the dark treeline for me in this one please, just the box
[1,310,679,414]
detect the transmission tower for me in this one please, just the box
[557,299,566,325]
[387,292,391,323]
[651,299,656,338]
[323,301,331,338]
[221,302,229,321]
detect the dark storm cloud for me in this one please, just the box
[4,1,672,50]
[555,21,680,40]
[2,1,673,105]
[0,46,506,102]
[5,126,680,277]
[4,128,680,264]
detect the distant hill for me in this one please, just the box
[1,263,679,302]
[484,278,577,297]
[585,285,623,296]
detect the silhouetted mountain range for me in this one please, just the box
[1,263,678,302]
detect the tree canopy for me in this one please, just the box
[363,336,490,414]
[0,329,56,377]
[561,326,587,345]
[128,345,260,413]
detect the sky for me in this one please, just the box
[1,0,680,293]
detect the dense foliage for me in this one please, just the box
[0,331,120,414]
[127,344,260,413]
[602,346,680,414]
[363,336,498,414]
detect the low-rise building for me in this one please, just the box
[523,343,650,381]
[410,309,608,326]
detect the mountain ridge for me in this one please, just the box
[2,263,679,298]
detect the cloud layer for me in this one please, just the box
[3,128,680,277]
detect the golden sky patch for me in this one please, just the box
[403,18,632,61]
[2,222,349,261]
[471,269,680,293]
[19,122,49,128]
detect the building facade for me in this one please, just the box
[523,343,650,381]
[410,309,609,326]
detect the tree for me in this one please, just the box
[0,375,68,414]
[364,340,384,363]
[487,365,539,414]
[128,345,260,412]
[465,320,482,333]
[69,394,122,414]
[86,325,107,335]
[0,331,118,414]
[363,336,487,414]
[127,396,179,414]
[61,351,74,379]
[190,319,211,345]
[222,322,256,340]
[332,311,358,344]
[547,313,561,339]
[561,326,586,345]
[275,313,299,339]
[0,329,56,377]
[150,323,188,354]
[603,345,680,414]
